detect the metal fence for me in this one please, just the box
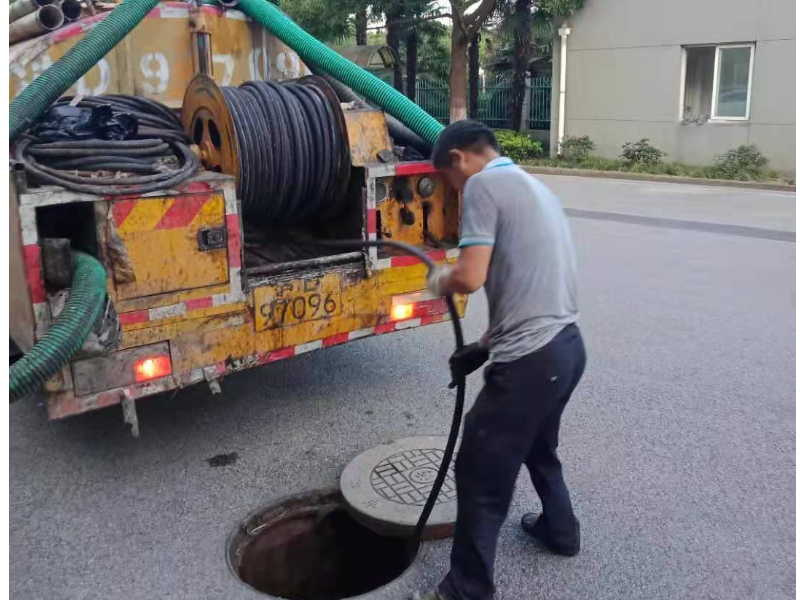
[414,77,552,130]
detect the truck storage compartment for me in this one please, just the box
[111,191,229,299]
[243,168,366,277]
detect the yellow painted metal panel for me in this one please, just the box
[342,109,392,166]
[114,193,228,299]
[9,3,311,106]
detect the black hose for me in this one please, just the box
[309,68,433,157]
[16,95,198,195]
[314,238,465,549]
[16,136,199,195]
[214,79,350,226]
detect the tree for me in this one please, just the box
[468,33,480,118]
[281,0,353,42]
[416,21,451,82]
[386,10,405,92]
[281,0,372,44]
[406,27,418,100]
[508,0,532,130]
[500,0,583,130]
[355,7,368,45]
[447,0,498,121]
[373,0,446,97]
[400,0,442,101]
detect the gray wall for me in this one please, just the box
[550,0,795,173]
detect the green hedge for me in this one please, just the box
[494,129,544,162]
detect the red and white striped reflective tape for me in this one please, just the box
[187,310,452,383]
[56,309,451,418]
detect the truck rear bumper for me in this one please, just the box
[46,309,454,420]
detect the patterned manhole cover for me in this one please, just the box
[370,448,456,506]
[340,436,458,539]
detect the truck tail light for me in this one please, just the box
[133,354,172,382]
[391,302,414,321]
[390,291,448,321]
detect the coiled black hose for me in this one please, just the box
[16,135,199,195]
[17,95,198,195]
[56,94,186,134]
[217,79,350,225]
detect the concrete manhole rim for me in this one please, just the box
[226,487,430,600]
[340,435,458,539]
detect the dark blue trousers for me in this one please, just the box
[439,323,586,600]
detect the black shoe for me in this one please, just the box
[521,513,580,557]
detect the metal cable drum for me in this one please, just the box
[182,74,351,226]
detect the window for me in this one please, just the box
[681,44,754,122]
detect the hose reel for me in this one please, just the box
[182,74,351,226]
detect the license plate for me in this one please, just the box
[254,274,342,331]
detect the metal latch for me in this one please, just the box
[197,226,227,251]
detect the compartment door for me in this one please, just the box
[112,192,229,299]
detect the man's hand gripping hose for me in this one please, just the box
[315,239,466,550]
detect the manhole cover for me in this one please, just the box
[341,436,458,539]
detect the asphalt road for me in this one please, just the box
[10,176,795,599]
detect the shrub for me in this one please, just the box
[620,138,666,165]
[560,135,594,162]
[711,145,768,180]
[494,129,544,162]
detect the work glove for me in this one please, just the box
[426,265,453,297]
[448,342,489,388]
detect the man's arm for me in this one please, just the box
[442,245,493,294]
[427,245,493,296]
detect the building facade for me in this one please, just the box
[550,0,795,173]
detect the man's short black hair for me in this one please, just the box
[431,120,499,169]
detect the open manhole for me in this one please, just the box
[228,489,419,599]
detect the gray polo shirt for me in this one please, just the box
[460,156,578,363]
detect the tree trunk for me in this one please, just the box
[406,28,418,102]
[386,11,404,93]
[355,8,367,46]
[509,0,532,131]
[448,28,469,122]
[468,33,480,119]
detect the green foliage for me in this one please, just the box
[620,138,666,166]
[711,145,769,180]
[282,0,362,42]
[494,129,544,161]
[415,21,451,81]
[520,152,787,183]
[559,135,594,161]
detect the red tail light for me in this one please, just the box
[133,354,172,382]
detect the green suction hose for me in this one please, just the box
[10,252,107,403]
[236,0,445,145]
[10,0,161,140]
[9,0,150,399]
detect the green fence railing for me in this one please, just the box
[415,77,552,130]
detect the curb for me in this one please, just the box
[521,165,796,192]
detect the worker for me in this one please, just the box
[413,121,586,600]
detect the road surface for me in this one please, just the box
[10,175,795,599]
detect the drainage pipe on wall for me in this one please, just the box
[556,22,571,155]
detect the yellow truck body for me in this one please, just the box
[10,3,465,426]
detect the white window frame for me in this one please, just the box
[710,43,755,121]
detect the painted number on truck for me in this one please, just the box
[254,274,342,331]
